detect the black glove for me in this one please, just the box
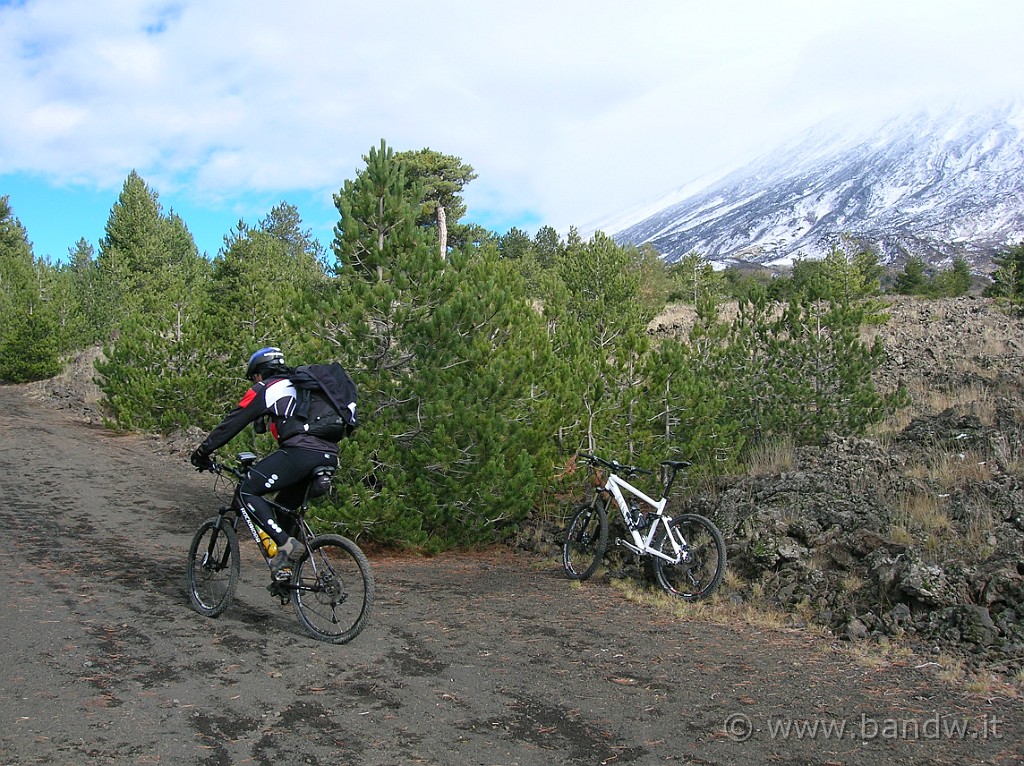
[190,448,213,471]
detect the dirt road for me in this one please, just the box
[1,384,1021,766]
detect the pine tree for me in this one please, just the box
[726,297,898,444]
[210,215,322,347]
[98,171,167,322]
[259,201,330,271]
[305,140,554,549]
[95,173,213,430]
[640,329,744,475]
[395,148,477,249]
[549,231,652,459]
[933,256,973,297]
[64,238,114,347]
[498,227,534,261]
[0,196,61,381]
[893,256,929,295]
[533,226,564,270]
[332,139,424,281]
[985,243,1024,314]
[669,251,723,304]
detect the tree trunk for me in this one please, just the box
[437,205,447,260]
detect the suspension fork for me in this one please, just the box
[202,508,237,569]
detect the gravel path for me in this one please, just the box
[2,384,1021,765]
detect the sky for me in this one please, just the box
[2,0,1023,262]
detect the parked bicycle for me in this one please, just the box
[186,452,373,644]
[563,453,726,600]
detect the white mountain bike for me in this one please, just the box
[562,453,726,600]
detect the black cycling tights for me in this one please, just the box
[238,447,337,544]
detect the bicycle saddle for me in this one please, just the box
[660,460,692,469]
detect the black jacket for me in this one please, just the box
[199,375,338,456]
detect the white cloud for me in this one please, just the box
[2,0,1023,255]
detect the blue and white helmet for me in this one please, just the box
[246,346,287,380]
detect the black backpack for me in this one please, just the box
[279,362,358,442]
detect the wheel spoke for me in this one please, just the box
[186,517,239,617]
[652,514,725,601]
[562,502,608,581]
[292,535,373,644]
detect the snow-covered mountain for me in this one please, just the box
[603,101,1024,271]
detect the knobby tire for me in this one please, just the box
[186,516,240,617]
[651,513,726,601]
[562,501,608,581]
[292,534,373,644]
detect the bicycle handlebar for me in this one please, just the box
[202,458,247,480]
[577,453,653,477]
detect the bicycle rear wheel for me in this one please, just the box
[562,500,608,581]
[186,516,240,617]
[651,514,726,601]
[292,534,373,644]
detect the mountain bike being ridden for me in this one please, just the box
[190,347,344,579]
[188,452,373,644]
[563,453,726,600]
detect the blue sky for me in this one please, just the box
[2,1,1023,261]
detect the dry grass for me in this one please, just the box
[840,573,867,595]
[971,325,1012,359]
[891,379,1000,428]
[934,383,998,424]
[745,434,797,476]
[893,491,952,534]
[842,637,915,670]
[963,499,999,553]
[931,448,996,485]
[886,488,954,560]
[885,460,1002,560]
[607,572,820,635]
[594,566,1024,697]
[928,654,1023,698]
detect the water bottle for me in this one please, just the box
[258,528,278,557]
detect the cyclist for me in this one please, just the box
[190,346,339,578]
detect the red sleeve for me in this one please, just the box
[199,384,267,454]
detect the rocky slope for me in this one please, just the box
[524,296,1024,677]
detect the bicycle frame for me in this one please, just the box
[216,480,296,547]
[232,503,299,562]
[212,456,326,582]
[601,473,685,563]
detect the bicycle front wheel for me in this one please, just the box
[652,514,726,601]
[186,516,240,617]
[562,501,608,581]
[292,534,373,644]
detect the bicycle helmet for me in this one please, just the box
[246,346,287,380]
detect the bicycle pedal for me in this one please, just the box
[272,568,292,582]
